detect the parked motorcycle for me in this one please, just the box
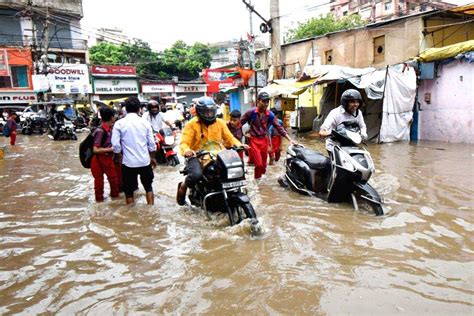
[278,121,386,216]
[21,115,46,135]
[180,148,260,231]
[155,127,180,166]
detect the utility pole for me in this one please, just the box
[42,6,50,73]
[270,0,282,79]
[247,0,258,103]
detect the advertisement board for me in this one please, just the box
[0,49,9,76]
[93,79,138,94]
[47,63,91,94]
[0,92,37,104]
[141,83,174,93]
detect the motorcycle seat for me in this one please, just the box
[293,147,330,170]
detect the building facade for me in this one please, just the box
[330,0,455,23]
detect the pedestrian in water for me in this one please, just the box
[226,110,244,159]
[240,92,298,180]
[91,107,120,202]
[112,97,157,205]
[7,111,17,146]
[268,108,285,165]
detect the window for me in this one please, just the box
[385,1,392,11]
[373,35,385,63]
[325,50,333,65]
[11,66,28,88]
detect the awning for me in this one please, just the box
[415,39,474,62]
[261,78,318,97]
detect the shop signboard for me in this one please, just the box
[141,83,174,93]
[94,79,138,94]
[175,84,207,93]
[47,63,91,94]
[0,92,37,104]
[91,65,137,77]
[0,49,9,76]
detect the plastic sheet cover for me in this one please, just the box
[379,66,417,143]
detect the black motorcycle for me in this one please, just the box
[278,121,386,216]
[180,148,260,231]
[21,115,46,135]
[48,112,77,141]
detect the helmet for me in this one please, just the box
[147,100,159,112]
[341,89,362,115]
[195,96,217,125]
[257,91,271,101]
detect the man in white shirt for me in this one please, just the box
[112,97,157,205]
[142,100,173,132]
[319,89,368,152]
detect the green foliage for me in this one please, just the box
[88,39,213,80]
[285,13,367,43]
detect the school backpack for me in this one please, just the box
[79,127,107,168]
[2,123,10,137]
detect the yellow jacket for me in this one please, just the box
[179,117,241,155]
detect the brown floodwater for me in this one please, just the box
[0,133,473,314]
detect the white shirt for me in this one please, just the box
[112,112,157,168]
[163,109,182,123]
[320,105,367,151]
[142,111,166,132]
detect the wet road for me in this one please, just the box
[0,133,473,314]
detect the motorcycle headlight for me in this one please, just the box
[227,167,244,179]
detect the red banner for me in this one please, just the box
[91,65,136,76]
[202,69,236,93]
[0,49,9,76]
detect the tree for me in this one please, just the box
[88,39,214,80]
[284,14,367,43]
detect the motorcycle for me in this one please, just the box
[21,115,46,135]
[155,127,180,166]
[49,118,77,141]
[278,121,386,216]
[180,148,260,231]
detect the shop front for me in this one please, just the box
[0,48,36,116]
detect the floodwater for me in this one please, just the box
[0,133,473,315]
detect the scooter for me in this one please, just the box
[278,121,386,216]
[49,118,77,141]
[180,148,260,232]
[155,127,180,166]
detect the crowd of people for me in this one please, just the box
[3,88,367,207]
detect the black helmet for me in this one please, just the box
[341,89,362,116]
[257,91,271,101]
[195,96,217,125]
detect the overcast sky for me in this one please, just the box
[81,0,472,51]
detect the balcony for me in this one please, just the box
[0,35,86,51]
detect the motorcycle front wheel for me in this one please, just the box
[230,200,257,225]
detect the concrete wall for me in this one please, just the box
[424,17,474,49]
[417,60,473,143]
[257,16,425,75]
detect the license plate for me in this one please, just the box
[222,180,247,189]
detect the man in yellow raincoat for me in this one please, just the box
[176,96,246,205]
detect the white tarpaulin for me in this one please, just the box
[379,66,417,142]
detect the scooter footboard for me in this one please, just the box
[352,182,386,216]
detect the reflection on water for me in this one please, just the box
[0,135,473,314]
